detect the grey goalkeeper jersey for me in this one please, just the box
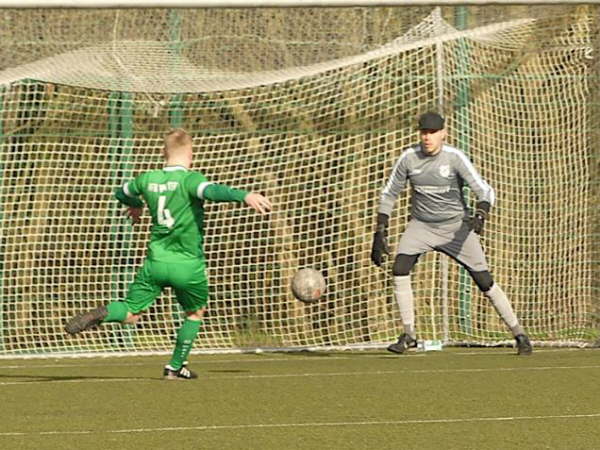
[379,143,495,224]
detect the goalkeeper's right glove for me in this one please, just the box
[471,201,490,235]
[371,213,390,267]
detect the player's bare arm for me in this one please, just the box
[115,181,145,224]
[244,193,272,215]
[126,206,144,224]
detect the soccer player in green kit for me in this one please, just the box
[65,129,272,380]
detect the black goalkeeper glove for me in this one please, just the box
[471,201,490,235]
[371,213,390,267]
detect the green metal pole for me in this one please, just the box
[455,6,472,337]
[109,92,135,349]
[168,9,186,328]
[108,92,122,347]
[119,92,136,349]
[169,9,184,128]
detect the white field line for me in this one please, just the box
[2,413,600,437]
[1,364,600,386]
[0,347,594,369]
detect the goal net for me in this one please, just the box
[0,5,598,356]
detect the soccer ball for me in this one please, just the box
[291,268,326,303]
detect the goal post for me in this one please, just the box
[0,4,598,357]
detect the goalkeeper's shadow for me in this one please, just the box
[269,350,335,358]
[268,350,405,360]
[268,350,391,358]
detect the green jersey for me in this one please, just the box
[115,166,248,262]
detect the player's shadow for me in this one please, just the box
[206,369,250,374]
[0,373,150,383]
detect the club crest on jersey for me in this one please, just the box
[439,165,450,178]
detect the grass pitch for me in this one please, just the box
[1,347,599,449]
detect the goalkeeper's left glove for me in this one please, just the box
[471,201,490,235]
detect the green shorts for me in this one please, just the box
[125,258,209,314]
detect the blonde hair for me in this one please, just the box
[164,128,192,157]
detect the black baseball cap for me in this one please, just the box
[418,112,445,130]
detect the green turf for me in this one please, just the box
[1,348,599,449]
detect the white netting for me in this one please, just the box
[0,12,532,92]
[0,6,598,356]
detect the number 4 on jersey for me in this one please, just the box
[157,195,175,228]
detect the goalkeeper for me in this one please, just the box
[65,129,272,379]
[371,112,532,355]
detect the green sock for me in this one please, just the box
[102,302,129,323]
[168,319,202,370]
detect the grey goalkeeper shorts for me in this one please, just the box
[396,218,489,272]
